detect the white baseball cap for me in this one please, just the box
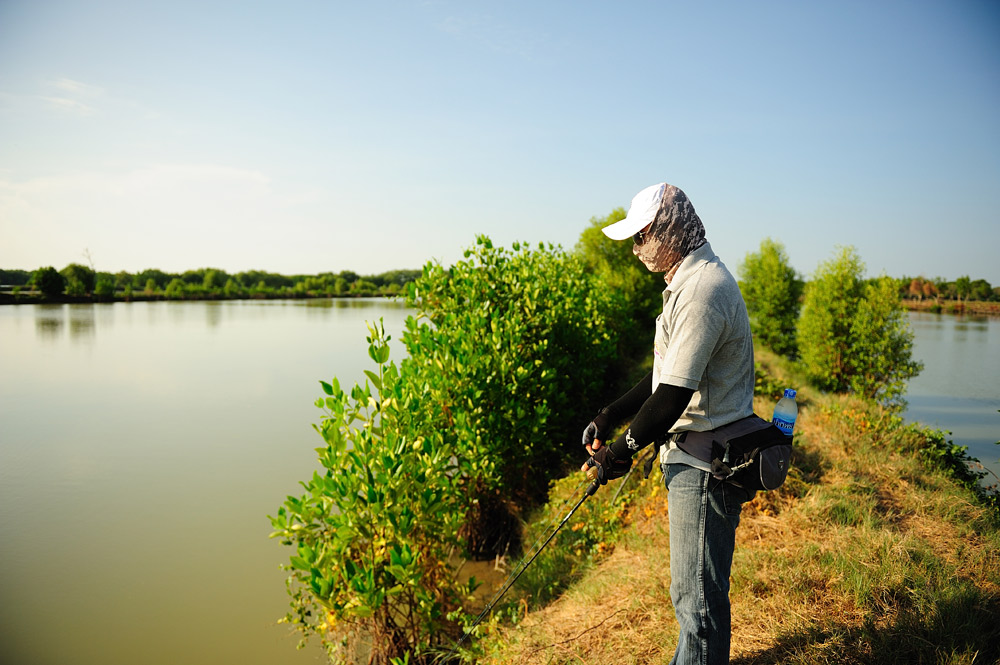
[601,183,667,240]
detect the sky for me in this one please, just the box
[1,0,998,283]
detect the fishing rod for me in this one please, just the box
[451,476,601,652]
[609,447,658,505]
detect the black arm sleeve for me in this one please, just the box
[603,370,655,424]
[608,383,695,459]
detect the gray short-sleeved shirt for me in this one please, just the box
[653,242,755,469]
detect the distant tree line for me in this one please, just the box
[899,275,999,303]
[0,265,421,302]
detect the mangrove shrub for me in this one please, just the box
[403,236,627,556]
[269,321,472,664]
[797,246,922,407]
[738,237,803,357]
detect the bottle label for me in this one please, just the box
[772,416,795,437]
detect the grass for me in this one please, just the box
[467,347,1000,665]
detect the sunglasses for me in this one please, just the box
[633,225,652,245]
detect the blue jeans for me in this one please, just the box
[663,463,755,665]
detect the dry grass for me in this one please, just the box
[475,350,1000,665]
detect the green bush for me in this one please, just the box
[848,276,923,406]
[60,263,96,296]
[32,266,65,299]
[797,246,921,408]
[738,238,803,357]
[269,321,473,664]
[402,237,626,555]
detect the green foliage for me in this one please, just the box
[164,278,187,300]
[847,276,924,406]
[0,269,31,286]
[269,321,472,664]
[202,268,227,290]
[94,277,115,301]
[797,246,921,408]
[738,238,803,357]
[954,275,971,301]
[402,236,626,555]
[32,266,66,299]
[60,263,96,296]
[574,208,663,355]
[223,278,244,298]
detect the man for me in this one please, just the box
[581,182,756,665]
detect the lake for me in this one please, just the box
[1,301,996,665]
[0,299,411,665]
[903,311,1000,483]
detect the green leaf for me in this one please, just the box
[320,380,334,395]
[364,370,382,391]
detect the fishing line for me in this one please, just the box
[503,477,589,580]
[451,478,600,652]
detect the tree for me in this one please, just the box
[0,269,31,286]
[970,279,993,302]
[797,246,921,407]
[738,238,803,357]
[575,207,663,357]
[202,269,227,291]
[955,275,971,302]
[33,266,66,299]
[922,280,938,300]
[60,263,96,296]
[164,278,187,299]
[94,277,115,301]
[223,278,244,299]
[848,276,923,407]
[135,269,171,291]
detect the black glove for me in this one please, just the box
[584,445,633,485]
[582,407,615,450]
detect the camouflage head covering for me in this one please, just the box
[632,184,706,282]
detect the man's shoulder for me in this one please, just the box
[679,258,740,302]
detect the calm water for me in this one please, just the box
[0,299,411,665]
[903,311,1000,481]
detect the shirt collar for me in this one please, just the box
[665,241,716,293]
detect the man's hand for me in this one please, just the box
[582,408,614,455]
[581,445,633,485]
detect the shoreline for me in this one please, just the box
[0,292,401,306]
[902,298,1000,317]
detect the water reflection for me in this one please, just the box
[205,302,223,328]
[34,304,65,341]
[68,305,96,342]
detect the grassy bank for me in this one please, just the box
[469,348,1000,665]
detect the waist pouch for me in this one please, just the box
[675,414,792,491]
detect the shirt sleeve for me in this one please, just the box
[657,295,727,390]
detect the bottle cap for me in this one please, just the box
[784,388,797,399]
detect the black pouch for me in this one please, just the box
[675,415,792,491]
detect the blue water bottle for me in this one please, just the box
[772,389,797,437]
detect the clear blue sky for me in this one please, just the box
[2,0,998,283]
